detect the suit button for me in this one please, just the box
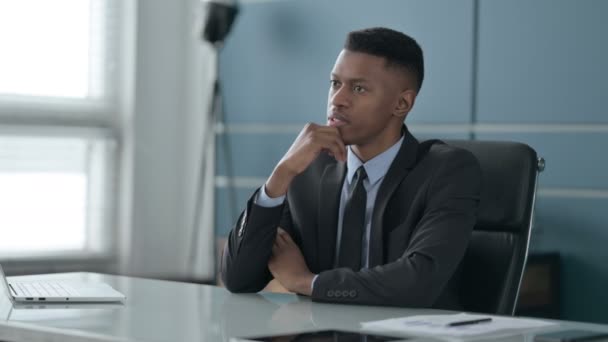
[349,290,357,298]
[342,290,349,297]
[334,290,342,298]
[327,290,334,298]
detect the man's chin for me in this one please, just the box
[336,127,353,146]
[341,134,361,147]
[340,136,354,147]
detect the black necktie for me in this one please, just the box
[337,166,368,270]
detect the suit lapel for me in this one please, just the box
[317,162,346,271]
[369,127,419,267]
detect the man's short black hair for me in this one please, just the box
[344,27,424,91]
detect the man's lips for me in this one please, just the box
[327,114,349,127]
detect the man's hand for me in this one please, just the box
[279,123,347,174]
[265,123,346,198]
[268,228,315,296]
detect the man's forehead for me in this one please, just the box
[334,49,387,68]
[331,50,388,78]
[332,49,413,89]
[330,72,370,83]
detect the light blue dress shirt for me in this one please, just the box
[256,135,405,288]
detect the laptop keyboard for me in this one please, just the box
[14,282,80,297]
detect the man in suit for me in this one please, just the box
[221,27,481,309]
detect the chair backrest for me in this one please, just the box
[445,140,542,315]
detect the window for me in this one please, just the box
[0,132,115,257]
[0,0,123,259]
[0,0,116,102]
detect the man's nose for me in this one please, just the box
[330,86,350,108]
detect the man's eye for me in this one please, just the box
[330,80,340,87]
[354,85,365,93]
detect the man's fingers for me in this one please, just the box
[314,134,346,162]
[312,124,338,133]
[330,138,347,162]
[267,259,277,276]
[275,233,286,248]
[322,129,347,160]
[325,139,347,162]
[285,124,346,172]
[277,227,297,246]
[274,228,291,251]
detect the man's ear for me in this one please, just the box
[393,89,417,119]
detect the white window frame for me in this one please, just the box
[0,0,130,272]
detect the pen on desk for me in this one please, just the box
[447,318,493,327]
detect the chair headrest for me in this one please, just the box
[445,140,538,233]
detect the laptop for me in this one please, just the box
[0,264,125,303]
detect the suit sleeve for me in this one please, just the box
[311,149,482,307]
[220,188,295,293]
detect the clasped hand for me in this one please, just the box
[268,228,315,296]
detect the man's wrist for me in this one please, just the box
[256,185,286,207]
[293,272,315,296]
[265,164,296,198]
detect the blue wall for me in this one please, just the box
[215,0,608,323]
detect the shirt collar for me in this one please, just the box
[346,134,405,186]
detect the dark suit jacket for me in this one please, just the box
[221,127,482,309]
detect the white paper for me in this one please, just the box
[361,312,556,337]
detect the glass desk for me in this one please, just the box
[1,272,607,342]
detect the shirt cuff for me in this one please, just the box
[254,185,286,207]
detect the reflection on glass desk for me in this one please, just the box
[0,272,607,342]
[241,330,407,341]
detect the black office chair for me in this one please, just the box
[446,140,545,315]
